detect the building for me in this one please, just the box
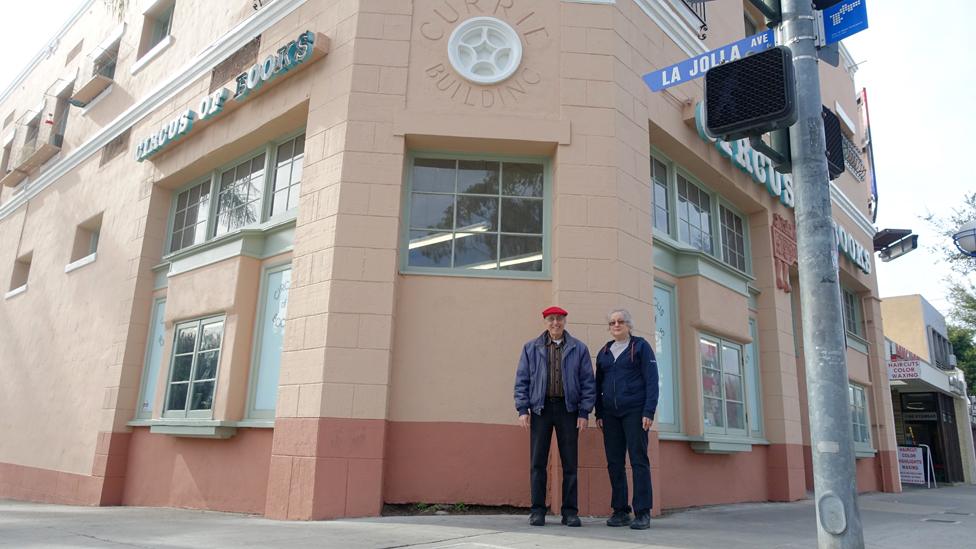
[0,0,899,518]
[882,295,976,485]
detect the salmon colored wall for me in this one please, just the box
[388,276,551,424]
[658,441,769,509]
[123,427,272,514]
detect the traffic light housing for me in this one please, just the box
[703,46,797,142]
[822,106,844,180]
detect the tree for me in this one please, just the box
[924,191,976,331]
[948,325,976,395]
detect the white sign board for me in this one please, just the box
[887,360,921,380]
[898,446,926,485]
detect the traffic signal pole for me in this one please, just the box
[781,1,865,547]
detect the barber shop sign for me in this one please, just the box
[135,31,325,162]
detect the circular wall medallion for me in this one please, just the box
[447,17,523,85]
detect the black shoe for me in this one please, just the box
[606,510,632,527]
[630,512,650,530]
[561,514,581,527]
[529,511,546,526]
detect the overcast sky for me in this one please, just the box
[2,0,973,318]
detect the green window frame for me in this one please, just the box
[246,262,291,420]
[700,334,748,437]
[400,152,551,278]
[650,151,751,275]
[653,281,680,433]
[849,383,873,453]
[842,287,863,338]
[745,317,764,438]
[165,130,305,255]
[163,315,224,419]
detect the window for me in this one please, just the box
[248,264,290,418]
[403,154,547,275]
[92,40,120,80]
[676,174,712,254]
[164,316,224,417]
[744,318,763,438]
[842,288,863,338]
[166,133,305,254]
[1,138,12,176]
[653,282,679,432]
[8,251,32,292]
[701,335,747,435]
[270,134,304,216]
[135,298,167,419]
[100,129,129,166]
[24,113,40,150]
[652,158,670,233]
[849,383,872,451]
[69,213,102,264]
[720,205,746,271]
[215,152,265,236]
[929,327,953,369]
[744,13,758,37]
[651,153,750,274]
[139,0,175,58]
[169,180,211,253]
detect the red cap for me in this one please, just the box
[542,306,568,318]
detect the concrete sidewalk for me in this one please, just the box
[2,484,975,548]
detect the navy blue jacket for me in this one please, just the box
[595,336,659,420]
[514,331,596,419]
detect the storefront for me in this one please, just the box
[0,0,899,519]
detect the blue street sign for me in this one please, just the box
[822,0,868,45]
[643,29,775,92]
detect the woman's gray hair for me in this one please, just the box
[607,308,634,330]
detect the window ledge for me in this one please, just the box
[147,419,237,439]
[847,333,869,354]
[162,213,297,277]
[129,418,273,430]
[65,253,97,273]
[690,440,753,454]
[80,84,115,115]
[4,284,27,299]
[855,447,877,459]
[131,35,173,76]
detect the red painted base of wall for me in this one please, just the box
[265,417,385,520]
[802,445,892,495]
[123,427,272,514]
[0,431,130,506]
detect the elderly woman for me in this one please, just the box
[595,308,659,530]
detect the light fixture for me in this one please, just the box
[952,220,976,257]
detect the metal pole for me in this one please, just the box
[780,1,865,547]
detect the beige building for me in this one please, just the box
[0,0,899,518]
[882,295,976,485]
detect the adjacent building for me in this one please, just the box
[0,0,899,518]
[882,294,976,485]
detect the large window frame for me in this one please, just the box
[650,150,752,275]
[842,287,864,338]
[164,130,305,256]
[700,334,748,437]
[162,315,225,419]
[400,151,552,279]
[246,262,292,421]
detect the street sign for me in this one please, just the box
[822,0,868,45]
[643,29,774,92]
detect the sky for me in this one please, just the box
[1,1,973,318]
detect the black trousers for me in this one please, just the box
[602,409,652,514]
[530,397,579,515]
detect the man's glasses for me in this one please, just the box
[608,320,627,326]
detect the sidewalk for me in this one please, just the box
[2,484,974,548]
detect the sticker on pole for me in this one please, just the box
[643,29,774,92]
[822,0,869,45]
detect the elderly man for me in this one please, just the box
[514,306,596,527]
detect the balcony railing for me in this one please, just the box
[680,1,708,39]
[841,134,866,182]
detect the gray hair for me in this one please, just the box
[607,308,634,330]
